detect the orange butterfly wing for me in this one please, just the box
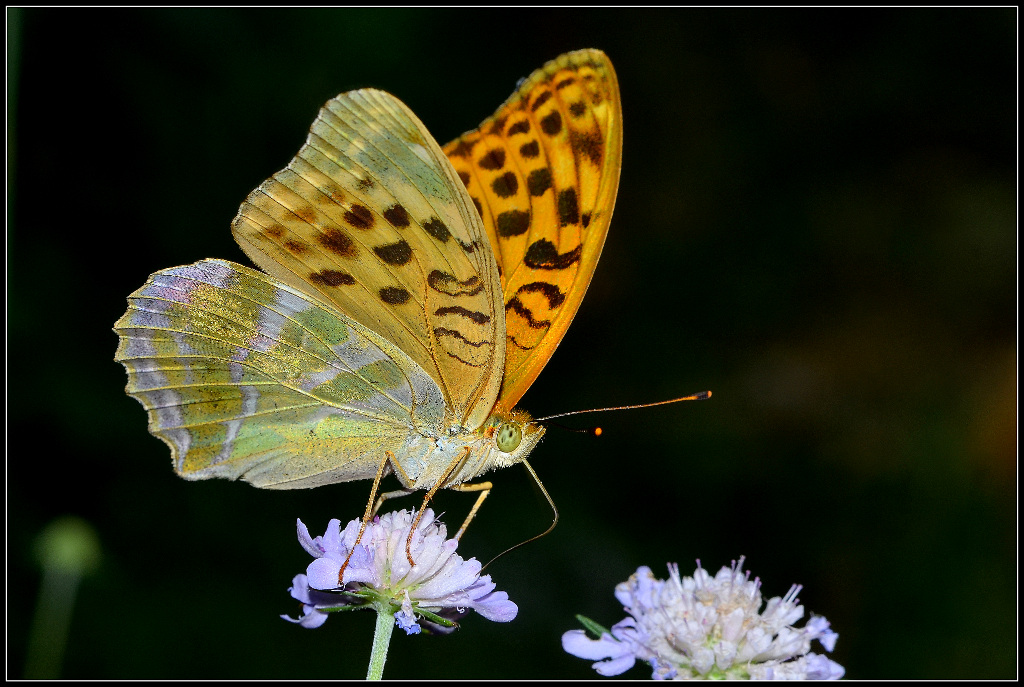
[443,49,623,411]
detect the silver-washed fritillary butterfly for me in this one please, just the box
[114,50,622,515]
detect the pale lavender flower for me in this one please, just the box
[563,557,844,680]
[281,509,518,634]
[282,573,340,629]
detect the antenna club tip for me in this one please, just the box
[704,390,712,399]
[593,427,603,437]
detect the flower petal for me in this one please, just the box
[562,629,637,676]
[805,653,846,679]
[287,574,314,604]
[466,588,518,622]
[340,544,378,586]
[296,519,323,558]
[806,615,839,652]
[280,605,329,629]
[562,629,617,660]
[320,518,343,554]
[307,557,342,590]
[595,653,637,677]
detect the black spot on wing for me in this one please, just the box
[507,335,538,351]
[379,286,411,305]
[570,130,603,166]
[557,188,580,226]
[310,270,356,286]
[523,239,582,270]
[427,270,484,296]
[496,210,530,237]
[318,228,357,257]
[479,149,506,170]
[435,306,490,325]
[448,139,476,158]
[423,217,451,243]
[507,119,530,136]
[491,171,518,198]
[435,329,493,367]
[435,328,492,347]
[530,90,552,112]
[527,168,552,196]
[489,114,509,136]
[516,281,566,308]
[345,204,374,229]
[373,240,413,266]
[505,297,551,330]
[540,111,562,136]
[383,204,410,228]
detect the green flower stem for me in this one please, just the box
[24,567,81,678]
[366,603,395,680]
[24,517,100,679]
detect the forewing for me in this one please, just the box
[231,89,504,428]
[113,259,446,489]
[443,49,622,410]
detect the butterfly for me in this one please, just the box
[114,49,622,525]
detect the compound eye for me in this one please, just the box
[495,421,523,453]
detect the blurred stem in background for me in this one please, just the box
[24,516,101,679]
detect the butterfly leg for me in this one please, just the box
[370,489,414,518]
[369,454,421,516]
[448,481,493,541]
[403,446,472,566]
[339,450,399,583]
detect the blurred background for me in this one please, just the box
[8,8,1015,679]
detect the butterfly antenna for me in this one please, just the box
[480,392,711,570]
[535,390,712,423]
[536,419,598,435]
[481,459,557,572]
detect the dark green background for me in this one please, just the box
[8,8,1015,679]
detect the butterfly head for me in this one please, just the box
[482,408,545,469]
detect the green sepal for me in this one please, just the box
[414,607,458,630]
[314,588,376,613]
[576,613,611,638]
[339,587,457,630]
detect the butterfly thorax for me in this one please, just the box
[396,409,545,490]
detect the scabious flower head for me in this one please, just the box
[562,557,844,680]
[281,509,518,634]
